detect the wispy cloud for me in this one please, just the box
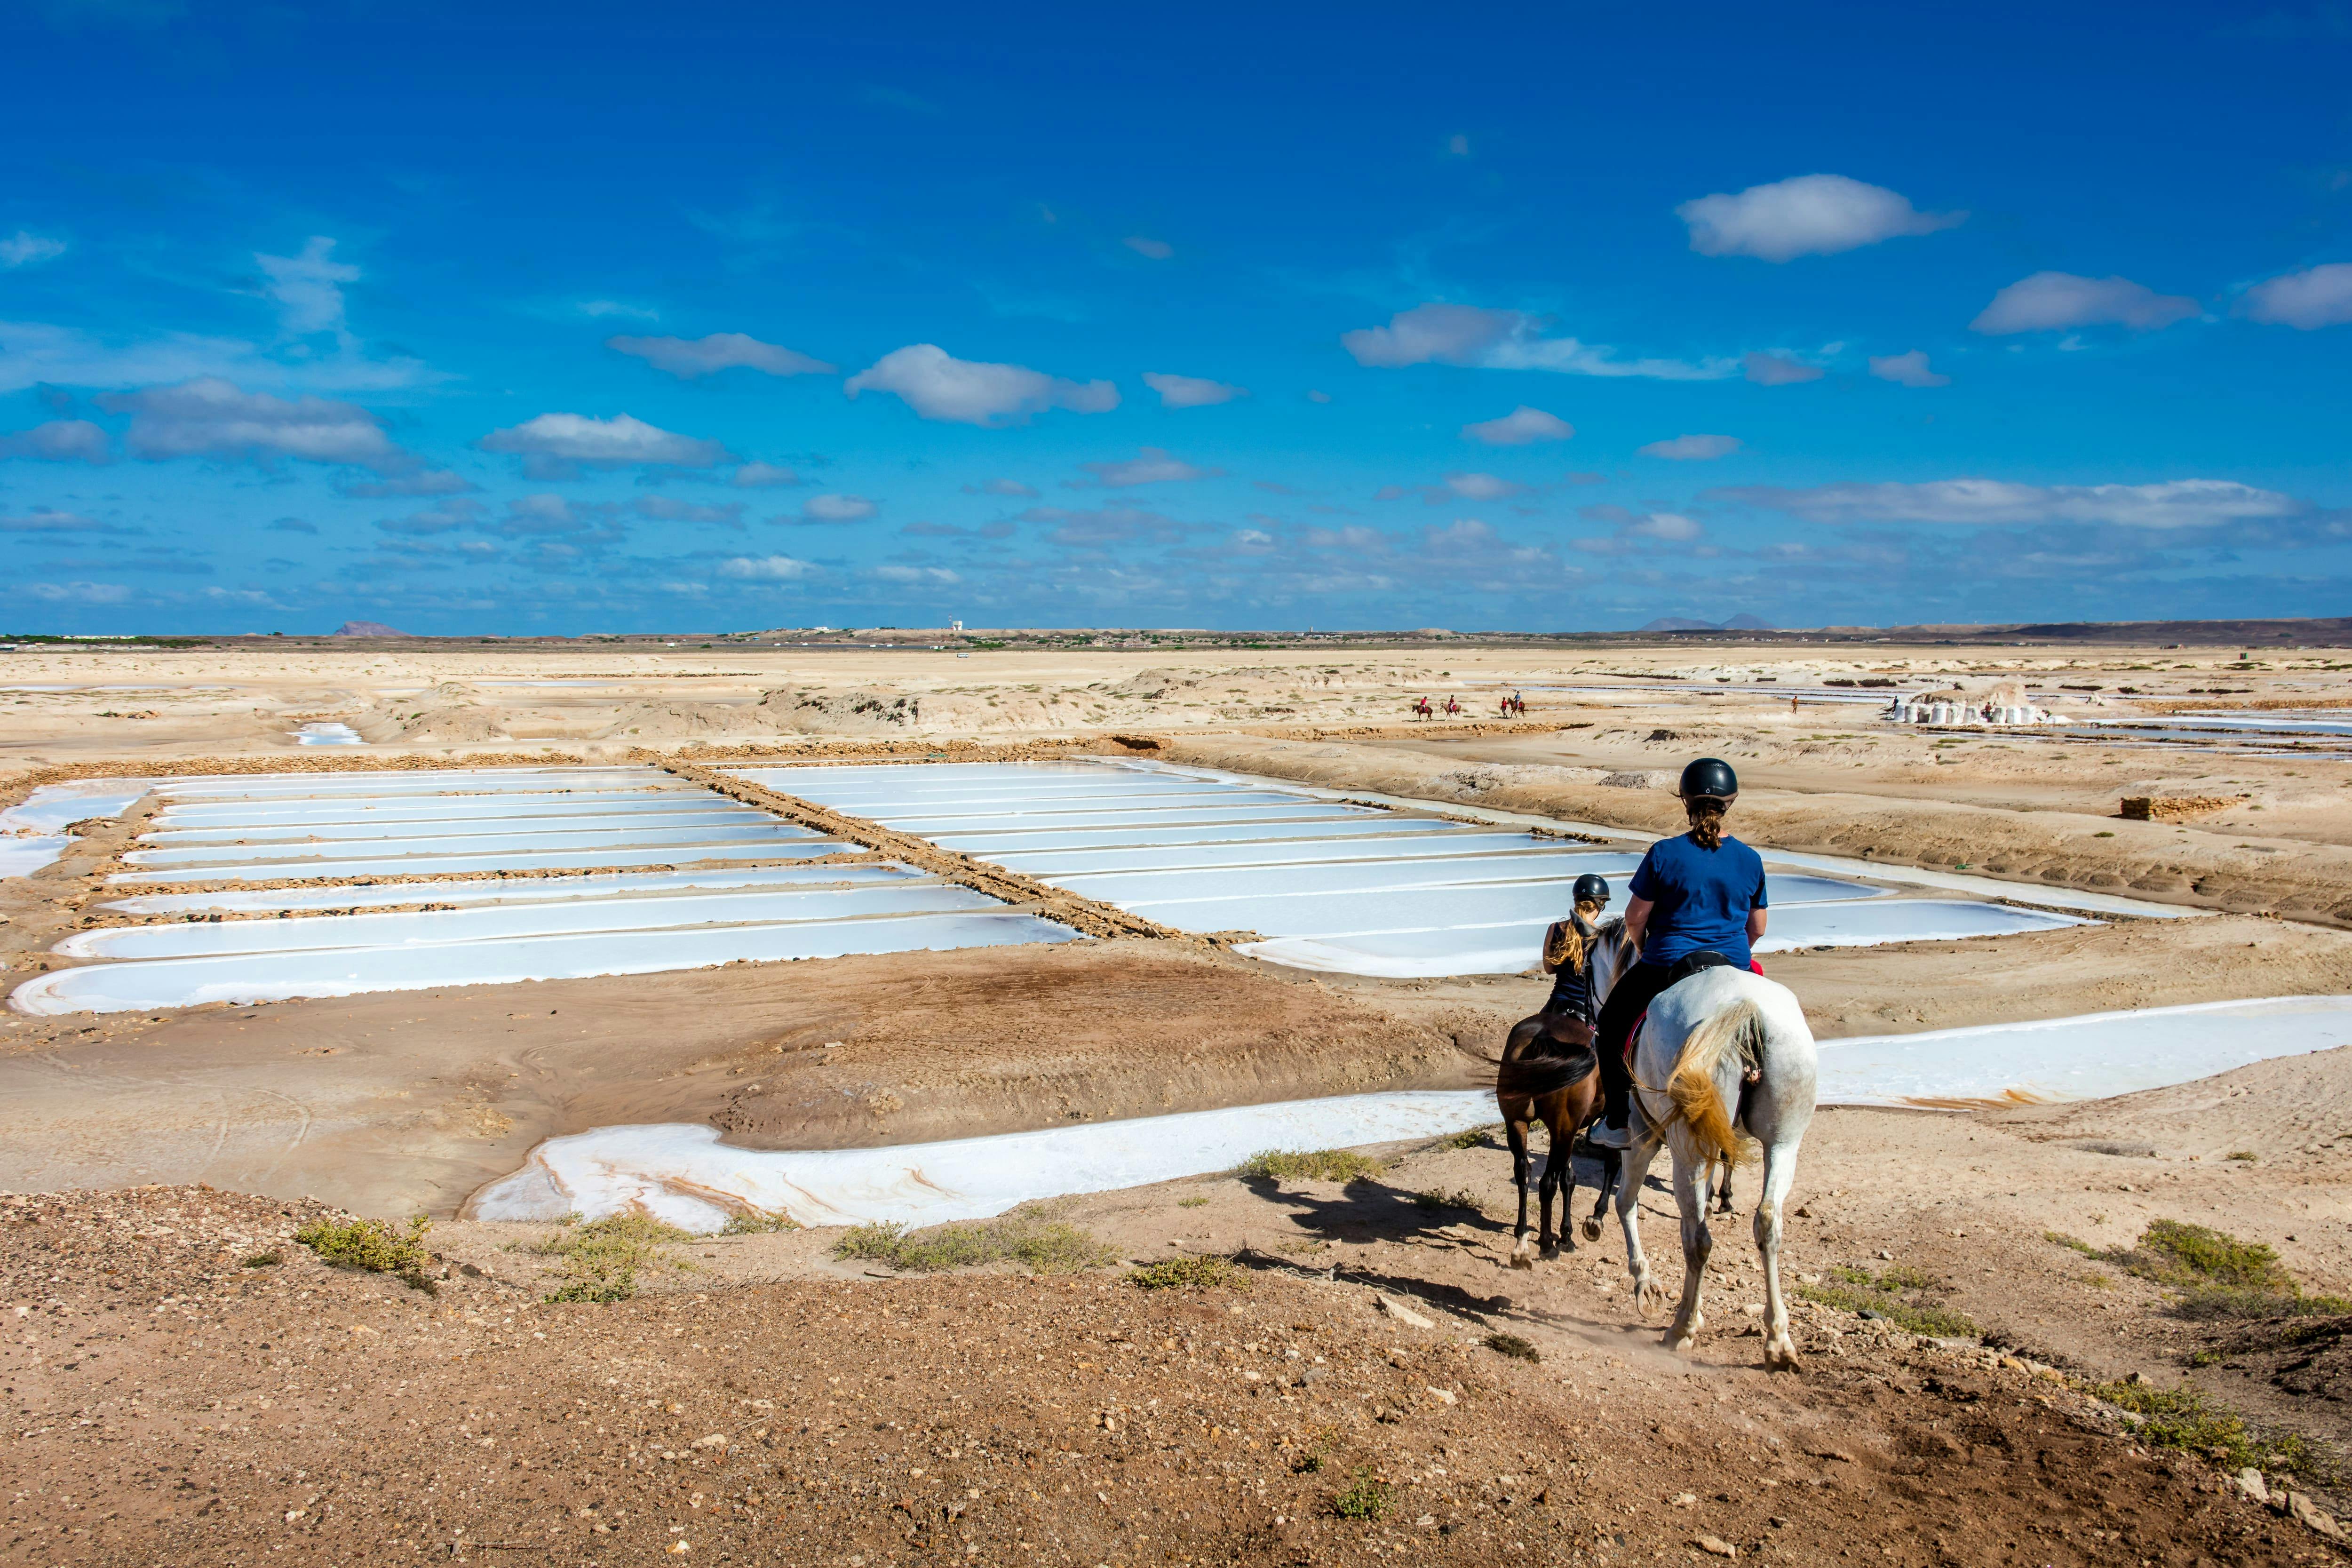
[1676,174,1963,262]
[1461,406,1573,445]
[1714,478,2309,530]
[1971,273,2199,334]
[1341,302,1733,380]
[607,332,835,379]
[845,344,1118,426]
[477,412,735,479]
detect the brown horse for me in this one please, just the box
[1494,1013,1620,1265]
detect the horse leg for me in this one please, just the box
[1615,1120,1668,1315]
[1714,1153,1736,1215]
[1755,1135,1806,1371]
[1583,1138,1616,1243]
[1538,1108,1568,1257]
[1505,1118,1537,1269]
[1666,1143,1714,1354]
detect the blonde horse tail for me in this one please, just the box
[1664,998,1760,1168]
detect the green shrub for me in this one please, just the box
[2125,1219,2293,1291]
[2093,1380,2325,1478]
[1128,1255,1248,1291]
[719,1210,798,1236]
[240,1251,281,1268]
[1439,1125,1497,1151]
[1797,1263,1976,1337]
[1414,1188,1480,1211]
[294,1215,436,1292]
[834,1208,1116,1275]
[2044,1230,2100,1257]
[1484,1332,1540,1362]
[1236,1149,1385,1184]
[1333,1468,1390,1521]
[534,1213,692,1303]
[1177,1196,1211,1209]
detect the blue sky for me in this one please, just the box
[4,0,2350,635]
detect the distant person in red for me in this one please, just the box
[1411,696,1433,720]
[1444,695,1461,715]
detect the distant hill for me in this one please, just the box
[1638,614,1774,633]
[332,620,410,638]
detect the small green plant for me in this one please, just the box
[719,1210,799,1236]
[2083,1272,2114,1290]
[2093,1380,2324,1477]
[1237,1149,1385,1184]
[1414,1188,1480,1211]
[535,1213,693,1303]
[1797,1263,1976,1337]
[294,1215,436,1292]
[2127,1219,2293,1290]
[1440,1125,1497,1151]
[2227,1151,2258,1162]
[240,1250,281,1268]
[1128,1255,1248,1291]
[1332,1467,1391,1521]
[2045,1230,2100,1257]
[834,1207,1116,1275]
[1485,1332,1540,1362]
[1177,1196,1211,1209]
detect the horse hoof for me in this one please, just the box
[1764,1339,1804,1373]
[1540,1242,1562,1261]
[1507,1252,1534,1271]
[1580,1218,1603,1242]
[1668,1332,1697,1355]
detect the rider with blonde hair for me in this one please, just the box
[1589,757,1768,1148]
[1537,872,1612,1024]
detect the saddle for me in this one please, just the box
[1621,950,1766,1068]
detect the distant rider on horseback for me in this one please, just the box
[1589,757,1768,1148]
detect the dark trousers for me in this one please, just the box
[1593,960,1680,1128]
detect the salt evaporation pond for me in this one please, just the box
[293,722,364,746]
[0,779,152,879]
[727,759,2085,976]
[13,764,1079,1015]
[470,996,2352,1231]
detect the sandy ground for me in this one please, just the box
[8,629,2352,1561]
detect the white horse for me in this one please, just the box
[1612,964,1817,1370]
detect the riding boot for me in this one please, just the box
[1589,1081,1632,1148]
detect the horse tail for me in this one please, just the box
[1663,998,1761,1168]
[1490,1017,1598,1101]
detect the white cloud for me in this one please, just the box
[633,495,746,525]
[1867,350,1951,388]
[255,236,358,338]
[607,332,835,378]
[495,494,618,536]
[20,580,130,603]
[375,500,482,536]
[1123,236,1174,260]
[1716,477,2307,530]
[0,418,108,462]
[1462,406,1573,445]
[1628,512,1703,541]
[2238,263,2352,329]
[0,507,112,533]
[0,319,440,396]
[844,343,1119,426]
[1971,272,2199,334]
[801,493,878,522]
[1142,371,1245,408]
[731,462,803,488]
[1078,447,1220,486]
[580,300,660,321]
[964,477,1037,497]
[477,412,735,478]
[0,232,67,269]
[1743,351,1822,386]
[874,564,961,584]
[338,469,475,497]
[1676,174,1964,263]
[720,554,815,580]
[97,377,414,471]
[1441,471,1525,501]
[1638,433,1741,461]
[1340,302,1732,380]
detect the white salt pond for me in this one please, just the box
[469,996,2352,1231]
[19,764,1083,1015]
[0,779,153,879]
[730,759,2088,977]
[293,722,364,746]
[13,909,1075,1016]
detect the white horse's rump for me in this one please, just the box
[1613,965,1817,1369]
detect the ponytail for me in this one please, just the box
[1687,797,1728,851]
[1542,897,1609,970]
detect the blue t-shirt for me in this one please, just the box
[1628,832,1767,970]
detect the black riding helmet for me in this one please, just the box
[1677,756,1739,802]
[1572,872,1610,907]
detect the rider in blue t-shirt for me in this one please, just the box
[1589,757,1769,1146]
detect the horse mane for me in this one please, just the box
[1661,997,1762,1168]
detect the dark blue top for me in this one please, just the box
[1628,832,1768,970]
